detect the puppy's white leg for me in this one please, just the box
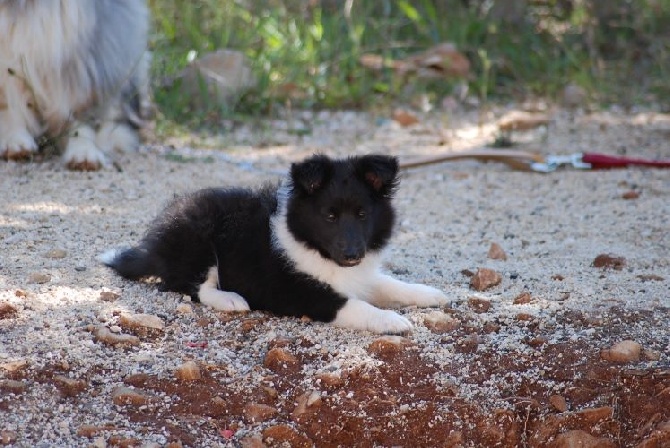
[198,267,250,312]
[61,123,107,170]
[367,273,448,308]
[0,85,39,158]
[332,298,413,334]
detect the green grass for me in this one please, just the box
[148,0,670,132]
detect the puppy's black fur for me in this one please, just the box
[103,154,399,323]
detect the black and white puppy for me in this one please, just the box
[101,154,447,333]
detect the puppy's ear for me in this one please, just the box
[291,155,333,195]
[355,155,399,197]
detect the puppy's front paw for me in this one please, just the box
[404,284,449,308]
[0,128,38,160]
[62,127,106,171]
[332,299,414,334]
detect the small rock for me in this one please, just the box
[600,340,642,363]
[111,386,152,406]
[0,379,27,394]
[118,313,165,338]
[549,395,568,412]
[175,361,201,381]
[0,430,18,445]
[592,254,626,270]
[467,296,492,313]
[244,403,278,422]
[262,425,312,448]
[76,424,116,438]
[315,372,344,390]
[513,292,531,304]
[573,406,614,424]
[637,274,664,282]
[175,303,193,314]
[0,302,17,319]
[106,435,141,447]
[239,435,266,448]
[92,326,140,347]
[455,334,481,354]
[99,291,120,302]
[643,348,661,361]
[28,272,51,284]
[292,391,322,419]
[621,190,641,200]
[44,248,67,259]
[263,347,300,372]
[14,289,28,298]
[470,268,502,291]
[549,429,615,448]
[516,313,533,321]
[392,109,420,127]
[498,111,551,132]
[423,311,460,333]
[0,360,29,373]
[53,375,87,396]
[367,336,411,358]
[487,242,507,260]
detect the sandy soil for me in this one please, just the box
[1,105,669,447]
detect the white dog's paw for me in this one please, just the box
[62,127,106,171]
[332,299,414,334]
[200,289,250,312]
[403,284,449,308]
[96,121,139,153]
[0,128,38,159]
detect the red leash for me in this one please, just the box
[581,153,670,169]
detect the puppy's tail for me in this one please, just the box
[98,247,156,280]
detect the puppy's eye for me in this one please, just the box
[325,210,337,222]
[357,209,367,220]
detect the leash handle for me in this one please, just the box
[582,152,670,169]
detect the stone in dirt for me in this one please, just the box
[174,361,201,381]
[0,302,17,319]
[118,313,165,338]
[549,395,568,412]
[1,430,18,445]
[592,254,626,270]
[423,311,460,333]
[44,248,67,259]
[0,360,28,373]
[53,375,87,397]
[498,111,552,132]
[467,296,492,313]
[244,403,278,423]
[92,326,140,347]
[292,390,322,419]
[600,340,642,363]
[0,379,27,394]
[548,429,616,448]
[76,425,116,438]
[98,291,120,302]
[28,272,50,284]
[487,242,507,260]
[263,347,300,372]
[470,268,502,291]
[315,372,344,390]
[111,386,152,406]
[367,336,412,357]
[513,292,531,304]
[262,424,312,448]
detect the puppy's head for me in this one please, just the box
[287,154,399,267]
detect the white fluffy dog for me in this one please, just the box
[0,1,150,170]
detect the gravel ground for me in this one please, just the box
[1,105,669,447]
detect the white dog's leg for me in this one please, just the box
[95,120,140,154]
[197,267,250,312]
[61,123,107,171]
[366,273,448,309]
[0,79,40,159]
[332,298,413,334]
